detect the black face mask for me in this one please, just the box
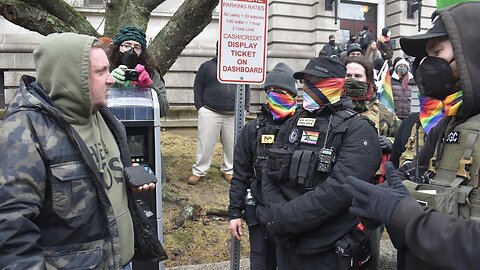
[329,40,335,45]
[120,48,139,69]
[415,56,458,100]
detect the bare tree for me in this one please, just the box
[0,0,219,75]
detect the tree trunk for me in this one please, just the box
[148,0,219,75]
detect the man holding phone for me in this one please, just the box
[0,33,166,269]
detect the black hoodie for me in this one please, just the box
[390,3,480,269]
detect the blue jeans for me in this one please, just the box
[122,262,132,270]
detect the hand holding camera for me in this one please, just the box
[124,69,139,81]
[111,64,138,87]
[132,64,153,88]
[111,65,127,85]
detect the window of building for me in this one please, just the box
[86,0,104,7]
[338,2,376,22]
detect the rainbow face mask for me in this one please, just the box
[302,78,345,112]
[266,91,297,120]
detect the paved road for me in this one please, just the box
[165,237,397,270]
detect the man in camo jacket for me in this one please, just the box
[0,33,166,269]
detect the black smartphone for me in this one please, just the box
[124,69,139,81]
[124,166,157,187]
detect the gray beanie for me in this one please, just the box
[263,62,297,97]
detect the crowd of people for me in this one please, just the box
[227,2,480,270]
[1,1,480,270]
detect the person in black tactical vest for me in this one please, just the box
[228,62,298,270]
[343,2,480,269]
[257,56,381,270]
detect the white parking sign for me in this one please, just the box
[218,0,268,84]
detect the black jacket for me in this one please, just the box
[193,58,250,113]
[389,198,480,270]
[322,43,342,57]
[229,106,286,220]
[261,99,381,254]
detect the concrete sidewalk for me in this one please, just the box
[165,238,397,270]
[165,259,249,270]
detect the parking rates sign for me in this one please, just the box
[218,0,268,84]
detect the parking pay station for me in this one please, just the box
[108,87,164,270]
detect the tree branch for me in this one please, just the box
[34,0,98,36]
[148,0,219,75]
[163,187,201,228]
[0,0,77,35]
[144,0,166,12]
[104,0,150,37]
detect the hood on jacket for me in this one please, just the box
[439,2,480,117]
[34,33,97,125]
[399,2,480,117]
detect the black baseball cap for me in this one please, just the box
[400,13,448,57]
[293,56,346,79]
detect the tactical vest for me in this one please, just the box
[266,109,357,190]
[404,115,480,220]
[399,121,425,167]
[253,114,282,180]
[361,102,384,179]
[377,101,400,137]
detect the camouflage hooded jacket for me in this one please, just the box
[0,33,166,269]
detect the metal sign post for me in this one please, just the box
[218,1,268,269]
[230,83,246,270]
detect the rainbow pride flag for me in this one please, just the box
[376,62,395,112]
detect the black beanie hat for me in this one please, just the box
[113,26,147,49]
[373,58,385,71]
[347,43,363,56]
[263,62,297,97]
[382,27,389,36]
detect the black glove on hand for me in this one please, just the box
[356,215,382,230]
[379,135,393,154]
[344,162,410,225]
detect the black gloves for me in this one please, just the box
[379,135,393,154]
[344,162,410,225]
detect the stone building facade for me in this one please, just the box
[0,0,436,126]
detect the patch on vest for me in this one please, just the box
[300,131,319,145]
[261,134,275,144]
[289,128,299,144]
[443,131,460,144]
[297,118,316,127]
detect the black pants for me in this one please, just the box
[249,225,277,270]
[276,245,336,270]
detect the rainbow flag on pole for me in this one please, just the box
[376,61,395,112]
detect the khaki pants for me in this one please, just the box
[192,107,234,176]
